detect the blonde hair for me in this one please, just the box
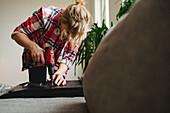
[58,0,90,48]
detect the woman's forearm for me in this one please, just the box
[56,63,68,75]
[12,33,39,50]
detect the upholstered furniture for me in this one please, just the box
[83,0,170,112]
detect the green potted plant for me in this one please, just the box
[73,20,112,78]
[73,0,136,79]
[116,0,136,20]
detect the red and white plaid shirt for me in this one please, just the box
[11,6,86,77]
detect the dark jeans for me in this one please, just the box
[28,66,47,84]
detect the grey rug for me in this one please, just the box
[0,97,89,113]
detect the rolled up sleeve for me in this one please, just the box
[57,34,87,71]
[11,7,44,40]
[58,42,79,70]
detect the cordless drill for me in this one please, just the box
[23,46,55,86]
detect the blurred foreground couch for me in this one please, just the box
[83,0,170,112]
[0,0,169,112]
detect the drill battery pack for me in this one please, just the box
[22,49,35,69]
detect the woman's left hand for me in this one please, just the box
[52,72,66,86]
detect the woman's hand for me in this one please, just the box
[13,33,45,64]
[30,44,45,64]
[52,72,66,86]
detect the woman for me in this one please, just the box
[11,0,90,86]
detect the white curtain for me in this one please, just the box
[94,0,110,28]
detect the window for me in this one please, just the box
[94,0,110,28]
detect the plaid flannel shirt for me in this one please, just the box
[11,6,86,77]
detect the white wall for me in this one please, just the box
[0,0,85,86]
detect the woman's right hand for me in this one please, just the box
[12,33,45,64]
[30,44,45,64]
